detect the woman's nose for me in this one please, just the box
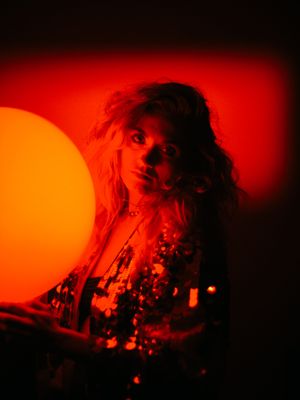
[141,147,160,166]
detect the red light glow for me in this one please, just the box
[0,51,291,204]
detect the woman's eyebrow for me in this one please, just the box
[130,125,146,135]
[129,125,181,144]
[160,137,182,146]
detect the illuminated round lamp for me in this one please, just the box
[0,107,96,302]
[206,285,217,295]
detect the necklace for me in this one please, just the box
[128,209,140,217]
[127,201,142,217]
[125,196,145,217]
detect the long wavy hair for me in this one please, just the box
[83,80,241,263]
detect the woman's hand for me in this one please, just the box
[0,299,59,346]
[0,299,103,361]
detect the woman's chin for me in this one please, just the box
[127,181,160,199]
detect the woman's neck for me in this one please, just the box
[127,193,145,217]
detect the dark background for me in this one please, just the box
[0,2,299,399]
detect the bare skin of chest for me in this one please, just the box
[80,214,142,334]
[89,214,142,278]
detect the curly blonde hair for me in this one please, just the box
[83,80,241,262]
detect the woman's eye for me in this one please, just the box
[161,145,180,158]
[131,132,145,144]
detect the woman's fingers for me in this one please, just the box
[0,301,54,322]
[0,302,30,318]
[0,306,57,335]
[26,298,51,312]
[0,311,56,349]
[31,311,57,330]
[0,310,36,333]
[0,301,32,314]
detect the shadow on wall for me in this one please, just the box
[222,182,299,400]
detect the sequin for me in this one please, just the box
[206,285,217,295]
[106,337,118,348]
[132,375,141,384]
[199,368,207,376]
[124,341,137,350]
[189,288,198,308]
[152,263,164,274]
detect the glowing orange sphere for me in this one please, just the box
[0,107,96,302]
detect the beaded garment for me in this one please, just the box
[49,222,228,396]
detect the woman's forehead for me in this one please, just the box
[129,113,182,142]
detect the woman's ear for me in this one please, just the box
[192,176,212,194]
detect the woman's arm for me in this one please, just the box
[0,300,105,362]
[134,233,230,396]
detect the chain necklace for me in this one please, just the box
[128,209,140,217]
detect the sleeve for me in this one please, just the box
[135,233,230,398]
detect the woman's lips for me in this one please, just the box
[131,170,154,182]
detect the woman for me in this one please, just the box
[0,80,240,399]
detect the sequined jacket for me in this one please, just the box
[46,223,229,399]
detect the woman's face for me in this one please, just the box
[120,113,183,199]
